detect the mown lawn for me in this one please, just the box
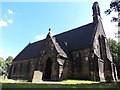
[0,79,120,89]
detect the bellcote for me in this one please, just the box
[92,2,101,23]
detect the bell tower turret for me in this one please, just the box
[92,2,101,24]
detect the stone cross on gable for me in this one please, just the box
[49,28,51,32]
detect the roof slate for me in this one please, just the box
[55,23,96,51]
[14,22,96,61]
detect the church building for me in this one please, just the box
[9,2,118,82]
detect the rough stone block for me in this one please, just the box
[32,70,43,82]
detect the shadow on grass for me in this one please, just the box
[1,82,120,88]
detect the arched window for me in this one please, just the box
[19,63,22,73]
[27,62,30,73]
[98,35,107,60]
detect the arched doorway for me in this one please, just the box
[43,57,52,81]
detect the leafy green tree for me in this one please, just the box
[118,42,120,60]
[0,57,4,67]
[0,57,6,69]
[0,56,13,76]
[108,38,119,60]
[108,38,120,78]
[105,0,120,26]
[0,57,6,75]
[5,56,13,74]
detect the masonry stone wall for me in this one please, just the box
[10,58,38,81]
[70,48,90,80]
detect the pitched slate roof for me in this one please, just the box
[14,22,96,61]
[55,23,96,51]
[14,40,44,61]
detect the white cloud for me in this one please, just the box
[35,35,46,41]
[0,48,15,60]
[4,14,8,19]
[0,18,13,29]
[7,18,13,24]
[8,9,14,15]
[0,9,14,29]
[0,20,8,28]
[34,32,55,41]
[102,12,118,41]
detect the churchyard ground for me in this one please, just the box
[0,78,120,89]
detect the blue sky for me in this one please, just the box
[0,0,118,59]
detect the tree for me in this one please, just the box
[0,57,4,67]
[5,56,13,74]
[0,57,6,75]
[108,38,120,78]
[0,56,13,76]
[105,0,120,26]
[0,57,6,70]
[108,38,119,60]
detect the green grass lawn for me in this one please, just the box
[0,79,120,88]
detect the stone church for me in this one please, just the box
[9,2,118,82]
